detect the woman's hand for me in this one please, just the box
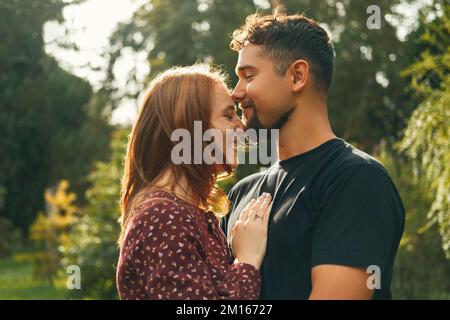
[230,193,272,270]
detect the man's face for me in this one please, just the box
[231,44,294,132]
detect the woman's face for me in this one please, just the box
[209,82,244,171]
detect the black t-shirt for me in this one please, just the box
[222,138,405,300]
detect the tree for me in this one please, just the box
[398,2,450,257]
[376,145,450,298]
[0,0,112,233]
[104,0,261,109]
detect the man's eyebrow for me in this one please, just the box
[235,65,257,74]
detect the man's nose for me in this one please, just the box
[231,80,246,101]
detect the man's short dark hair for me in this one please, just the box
[230,13,335,94]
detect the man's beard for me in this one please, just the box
[242,99,292,141]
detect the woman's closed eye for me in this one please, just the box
[224,110,237,121]
[224,113,235,121]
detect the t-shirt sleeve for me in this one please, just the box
[311,164,404,271]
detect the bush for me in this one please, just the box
[22,180,77,284]
[61,129,127,299]
[377,144,450,299]
[0,217,23,258]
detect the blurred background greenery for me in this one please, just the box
[0,0,448,299]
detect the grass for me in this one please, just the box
[0,255,67,300]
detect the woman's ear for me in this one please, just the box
[289,59,309,93]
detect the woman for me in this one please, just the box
[116,64,272,300]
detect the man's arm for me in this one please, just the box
[309,164,404,300]
[309,265,373,300]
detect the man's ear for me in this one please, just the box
[289,59,309,93]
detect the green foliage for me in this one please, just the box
[401,3,450,98]
[0,217,23,259]
[398,91,450,255]
[0,185,6,210]
[0,0,112,234]
[376,145,450,299]
[21,180,77,284]
[105,0,259,108]
[278,0,415,149]
[61,129,128,299]
[398,5,450,257]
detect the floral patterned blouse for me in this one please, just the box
[116,190,261,300]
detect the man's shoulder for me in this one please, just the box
[325,142,404,210]
[339,141,381,166]
[332,141,391,179]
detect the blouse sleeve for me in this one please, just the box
[124,202,261,300]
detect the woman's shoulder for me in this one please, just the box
[122,191,205,251]
[130,190,202,230]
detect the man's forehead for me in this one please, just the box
[236,44,265,70]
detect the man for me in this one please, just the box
[223,13,405,300]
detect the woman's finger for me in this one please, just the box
[263,201,273,225]
[258,194,271,223]
[261,194,271,211]
[248,193,268,221]
[239,199,255,222]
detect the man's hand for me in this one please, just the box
[309,265,374,300]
